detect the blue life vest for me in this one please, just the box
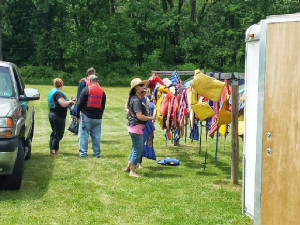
[157,157,179,166]
[47,88,67,109]
[149,101,154,116]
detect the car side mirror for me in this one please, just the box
[19,88,40,101]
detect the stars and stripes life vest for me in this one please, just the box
[87,84,103,109]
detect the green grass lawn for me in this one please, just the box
[0,85,252,225]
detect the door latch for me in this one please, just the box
[266,148,272,155]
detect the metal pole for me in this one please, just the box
[203,127,208,170]
[199,122,203,154]
[214,127,219,163]
[184,115,187,144]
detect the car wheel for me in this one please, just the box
[0,139,25,190]
[25,120,34,160]
[29,119,34,140]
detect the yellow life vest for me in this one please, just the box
[191,102,215,121]
[192,69,225,102]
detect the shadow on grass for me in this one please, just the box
[213,179,231,185]
[172,147,232,177]
[196,171,218,176]
[101,139,123,144]
[142,166,182,178]
[0,153,54,200]
[59,152,79,157]
[142,172,181,178]
[103,154,125,158]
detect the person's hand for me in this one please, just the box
[149,116,155,121]
[152,116,156,123]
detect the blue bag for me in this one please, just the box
[70,104,78,116]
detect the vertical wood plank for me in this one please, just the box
[231,81,239,184]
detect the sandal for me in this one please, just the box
[55,151,63,156]
[49,150,55,155]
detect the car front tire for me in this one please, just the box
[0,139,25,190]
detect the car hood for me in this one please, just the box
[0,98,18,117]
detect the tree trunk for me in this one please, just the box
[167,0,174,8]
[198,0,219,24]
[162,0,168,12]
[109,0,115,14]
[190,0,196,22]
[178,0,184,14]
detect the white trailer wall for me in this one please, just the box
[242,23,261,219]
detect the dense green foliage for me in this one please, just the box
[0,85,251,224]
[0,0,299,85]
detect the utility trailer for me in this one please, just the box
[243,13,300,225]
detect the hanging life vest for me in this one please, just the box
[87,85,103,109]
[47,88,67,109]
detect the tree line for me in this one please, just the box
[0,0,299,86]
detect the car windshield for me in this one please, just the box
[0,66,14,98]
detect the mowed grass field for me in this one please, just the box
[0,85,252,225]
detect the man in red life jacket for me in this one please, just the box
[76,67,95,100]
[76,74,106,158]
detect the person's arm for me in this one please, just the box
[136,112,154,121]
[124,98,129,115]
[57,97,73,108]
[101,92,106,112]
[131,97,154,121]
[76,87,88,116]
[54,92,73,108]
[152,105,157,122]
[76,80,86,100]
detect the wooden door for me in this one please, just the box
[260,21,300,225]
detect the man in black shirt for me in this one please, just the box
[77,75,106,158]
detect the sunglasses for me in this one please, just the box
[138,84,145,87]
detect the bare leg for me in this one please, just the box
[49,149,55,155]
[124,161,130,172]
[129,164,140,177]
[55,150,62,155]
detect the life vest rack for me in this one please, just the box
[149,70,244,184]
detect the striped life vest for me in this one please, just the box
[87,85,103,109]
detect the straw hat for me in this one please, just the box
[130,78,147,92]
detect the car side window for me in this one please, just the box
[12,67,24,95]
[0,66,14,97]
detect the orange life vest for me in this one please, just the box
[80,77,89,86]
[87,85,103,109]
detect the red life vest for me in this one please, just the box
[79,77,89,86]
[87,85,103,108]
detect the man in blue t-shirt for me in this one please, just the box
[76,67,96,101]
